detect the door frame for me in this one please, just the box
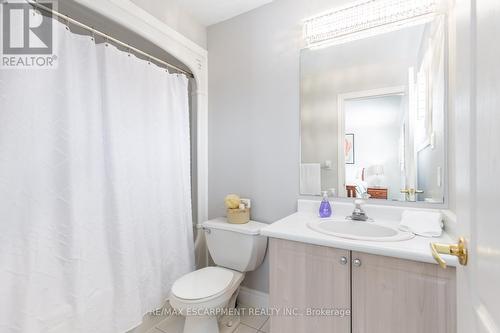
[337,86,406,197]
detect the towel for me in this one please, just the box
[300,163,321,195]
[399,210,443,237]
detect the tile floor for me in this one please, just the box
[129,303,269,333]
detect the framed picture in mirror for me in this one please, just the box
[345,134,355,164]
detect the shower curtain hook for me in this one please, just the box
[65,16,70,31]
[90,28,95,42]
[105,35,109,47]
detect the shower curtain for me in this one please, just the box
[0,18,194,333]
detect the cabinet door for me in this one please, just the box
[269,238,351,333]
[351,251,456,333]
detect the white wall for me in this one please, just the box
[345,96,403,201]
[130,0,207,48]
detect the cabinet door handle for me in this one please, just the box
[353,258,362,267]
[340,256,348,265]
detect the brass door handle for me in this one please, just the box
[430,237,468,269]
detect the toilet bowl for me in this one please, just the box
[170,218,268,333]
[170,267,244,332]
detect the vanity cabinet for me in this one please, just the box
[269,239,456,333]
[351,251,456,333]
[269,238,351,332]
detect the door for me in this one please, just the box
[451,0,500,332]
[269,239,351,333]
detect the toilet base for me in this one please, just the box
[178,289,240,333]
[170,268,245,333]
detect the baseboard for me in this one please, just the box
[237,286,269,309]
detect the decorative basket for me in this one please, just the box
[227,207,250,224]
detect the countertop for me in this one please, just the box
[260,211,459,267]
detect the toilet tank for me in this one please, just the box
[202,218,268,272]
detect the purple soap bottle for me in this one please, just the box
[319,191,332,218]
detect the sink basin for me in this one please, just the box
[308,219,414,242]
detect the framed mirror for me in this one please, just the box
[300,13,447,203]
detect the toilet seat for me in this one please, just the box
[171,267,235,301]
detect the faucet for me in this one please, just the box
[348,199,370,221]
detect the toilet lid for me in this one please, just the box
[202,218,267,235]
[171,267,234,300]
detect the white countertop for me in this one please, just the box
[261,209,459,267]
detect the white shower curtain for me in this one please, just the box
[0,19,194,333]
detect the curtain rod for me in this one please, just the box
[27,0,194,77]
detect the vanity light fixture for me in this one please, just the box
[303,0,439,49]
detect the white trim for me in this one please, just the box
[73,0,209,223]
[416,137,432,152]
[337,86,406,198]
[440,209,457,237]
[339,86,407,101]
[337,95,346,196]
[237,287,269,309]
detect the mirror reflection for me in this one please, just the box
[300,16,446,203]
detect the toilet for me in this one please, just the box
[170,218,268,333]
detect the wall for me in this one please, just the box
[208,0,355,293]
[130,0,207,48]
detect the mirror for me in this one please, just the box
[300,15,446,203]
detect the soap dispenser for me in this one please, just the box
[319,191,332,218]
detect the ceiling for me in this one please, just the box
[175,0,273,26]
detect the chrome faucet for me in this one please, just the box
[348,199,370,221]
